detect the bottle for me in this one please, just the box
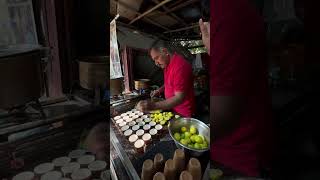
[154,153,164,172]
[163,159,177,180]
[141,159,155,180]
[179,171,193,180]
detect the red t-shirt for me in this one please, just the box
[164,53,195,117]
[210,0,273,177]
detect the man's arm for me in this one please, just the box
[154,91,185,110]
[211,96,244,140]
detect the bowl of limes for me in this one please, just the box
[168,118,210,157]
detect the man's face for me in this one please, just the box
[150,48,170,69]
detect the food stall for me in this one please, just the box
[110,0,212,179]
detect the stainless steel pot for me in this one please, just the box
[0,50,42,108]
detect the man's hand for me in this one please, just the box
[150,89,160,98]
[199,19,210,55]
[136,100,156,113]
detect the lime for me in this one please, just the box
[160,121,166,125]
[174,133,181,141]
[195,136,203,144]
[190,135,196,143]
[188,144,194,149]
[194,143,201,149]
[184,132,191,139]
[190,126,197,134]
[181,127,187,133]
[181,134,185,139]
[180,139,188,145]
[185,137,191,144]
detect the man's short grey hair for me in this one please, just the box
[149,41,173,56]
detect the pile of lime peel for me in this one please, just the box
[173,125,209,150]
[150,110,180,125]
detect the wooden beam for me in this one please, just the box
[117,0,170,30]
[129,0,173,25]
[152,0,187,26]
[164,24,199,33]
[164,0,200,14]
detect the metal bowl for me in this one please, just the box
[168,118,210,157]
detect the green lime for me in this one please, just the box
[181,126,187,133]
[194,143,201,149]
[195,136,203,144]
[174,133,181,141]
[188,144,194,149]
[190,126,197,134]
[180,139,188,145]
[184,132,191,138]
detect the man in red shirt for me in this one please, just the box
[199,0,274,177]
[136,46,195,117]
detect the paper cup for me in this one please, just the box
[68,150,88,160]
[143,124,151,131]
[12,171,35,180]
[134,139,145,153]
[138,121,146,127]
[129,134,138,144]
[125,118,133,123]
[121,125,130,132]
[142,133,152,144]
[40,171,62,180]
[149,129,158,139]
[149,121,156,127]
[131,125,140,132]
[71,168,92,180]
[113,116,121,120]
[34,163,54,177]
[136,129,145,138]
[124,129,133,138]
[135,118,143,123]
[52,157,71,170]
[61,162,80,178]
[88,160,107,178]
[77,155,95,168]
[128,121,136,127]
[144,118,151,123]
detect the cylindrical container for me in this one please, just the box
[153,153,164,172]
[163,159,177,180]
[143,124,151,131]
[149,129,158,139]
[61,162,81,178]
[141,115,148,119]
[136,129,145,138]
[53,157,71,170]
[123,116,130,121]
[71,168,92,180]
[77,155,95,168]
[113,116,121,120]
[115,119,123,125]
[132,115,139,120]
[144,118,151,123]
[138,121,146,127]
[88,160,107,178]
[155,125,163,134]
[12,171,35,180]
[187,158,201,180]
[141,159,154,180]
[149,121,156,127]
[128,121,136,127]
[173,149,185,175]
[40,171,62,180]
[120,113,127,117]
[124,129,133,138]
[68,150,87,161]
[153,172,166,180]
[34,163,54,178]
[136,118,143,123]
[179,171,193,180]
[118,122,127,131]
[142,133,151,144]
[134,139,145,153]
[132,125,140,132]
[121,125,129,133]
[128,112,135,117]
[138,112,144,116]
[129,134,138,144]
[125,118,133,123]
